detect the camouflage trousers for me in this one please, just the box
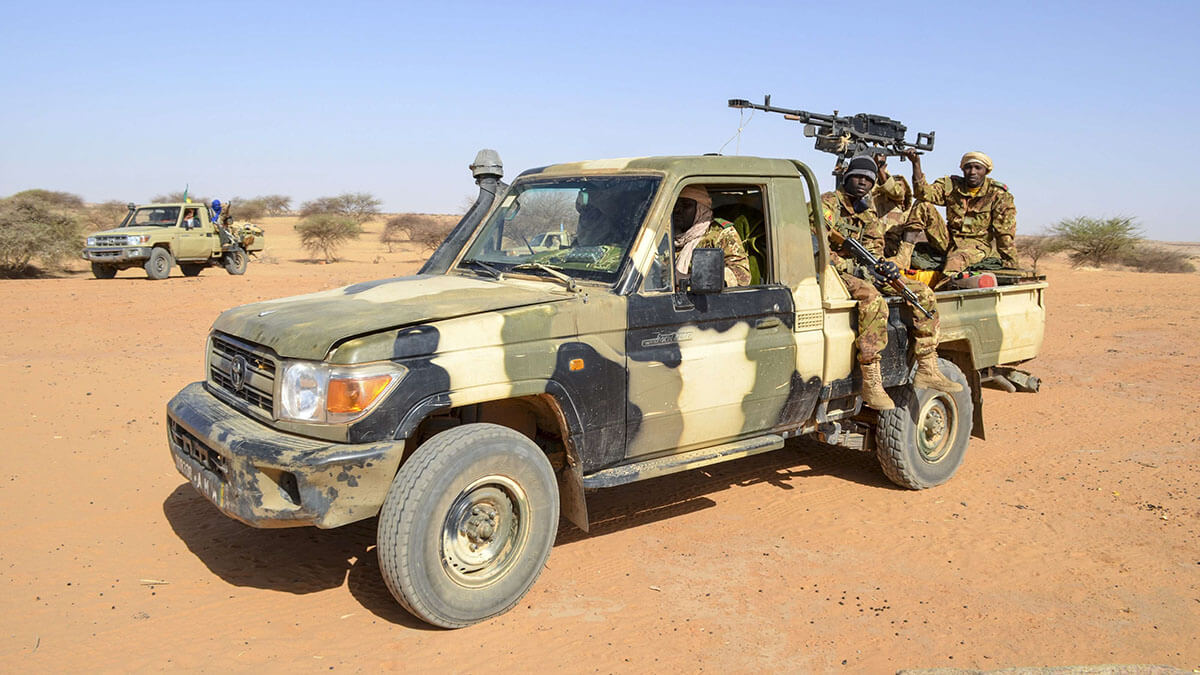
[841,272,939,364]
[904,203,994,276]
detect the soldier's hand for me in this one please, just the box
[874,153,889,180]
[874,260,901,281]
[902,149,921,164]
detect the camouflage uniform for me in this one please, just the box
[694,217,751,287]
[872,174,913,231]
[821,189,940,364]
[912,174,1017,275]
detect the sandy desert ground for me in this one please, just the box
[1,217,1197,672]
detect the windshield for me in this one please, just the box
[128,207,180,227]
[459,175,660,283]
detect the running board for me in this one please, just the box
[582,434,786,489]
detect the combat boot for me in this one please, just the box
[860,360,894,410]
[913,353,963,393]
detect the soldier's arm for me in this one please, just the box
[904,151,946,205]
[718,227,752,287]
[992,191,1018,266]
[875,175,908,203]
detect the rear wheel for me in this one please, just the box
[876,357,973,489]
[144,248,173,280]
[90,263,117,279]
[377,423,559,628]
[180,263,204,277]
[223,247,247,275]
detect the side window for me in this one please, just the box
[709,185,769,286]
[644,230,673,292]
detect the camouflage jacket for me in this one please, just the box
[820,189,887,276]
[692,217,751,287]
[914,175,1018,265]
[871,174,913,230]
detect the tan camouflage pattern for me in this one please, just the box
[914,175,1018,274]
[693,218,751,287]
[872,174,914,231]
[168,155,1045,531]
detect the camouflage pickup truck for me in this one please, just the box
[83,202,264,280]
[166,153,1045,628]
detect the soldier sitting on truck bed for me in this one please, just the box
[820,155,961,410]
[671,185,751,288]
[902,149,1018,281]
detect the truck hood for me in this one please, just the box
[212,274,574,360]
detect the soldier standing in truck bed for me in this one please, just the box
[903,149,1018,279]
[820,155,961,410]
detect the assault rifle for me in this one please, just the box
[728,95,935,172]
[825,226,935,320]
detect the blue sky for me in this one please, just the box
[2,0,1198,240]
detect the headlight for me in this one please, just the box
[87,237,97,246]
[278,360,406,424]
[126,234,150,245]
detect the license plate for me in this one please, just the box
[174,453,227,509]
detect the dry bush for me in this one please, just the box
[0,193,84,276]
[1016,234,1064,274]
[150,191,211,205]
[230,198,267,221]
[9,189,85,210]
[1117,244,1196,273]
[299,193,381,223]
[83,200,130,231]
[258,194,291,216]
[1050,216,1141,267]
[295,214,361,263]
[381,213,455,252]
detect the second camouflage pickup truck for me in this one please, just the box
[166,152,1046,627]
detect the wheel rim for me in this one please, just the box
[917,393,957,463]
[154,255,167,274]
[441,475,529,588]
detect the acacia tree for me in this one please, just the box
[1049,216,1141,267]
[0,192,83,276]
[295,214,361,263]
[299,193,381,223]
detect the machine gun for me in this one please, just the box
[825,227,935,320]
[728,95,935,173]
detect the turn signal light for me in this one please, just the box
[327,374,393,413]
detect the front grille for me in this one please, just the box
[209,333,277,416]
[169,419,227,481]
[93,235,128,247]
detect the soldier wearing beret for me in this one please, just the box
[903,149,1018,279]
[821,156,961,410]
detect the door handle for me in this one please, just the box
[755,317,782,329]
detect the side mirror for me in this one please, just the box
[690,248,724,294]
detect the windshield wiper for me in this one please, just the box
[511,262,579,292]
[461,259,504,280]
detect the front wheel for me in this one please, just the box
[223,247,247,275]
[91,263,117,279]
[876,357,973,489]
[377,423,559,628]
[144,248,173,280]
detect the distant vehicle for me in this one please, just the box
[528,229,572,251]
[82,202,264,280]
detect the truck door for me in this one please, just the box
[624,181,797,459]
[177,205,213,260]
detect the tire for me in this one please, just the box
[377,423,559,628]
[91,263,117,279]
[223,247,247,275]
[876,357,973,489]
[144,248,173,280]
[180,263,205,277]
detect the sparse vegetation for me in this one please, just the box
[1117,244,1196,274]
[84,200,130,231]
[299,193,382,223]
[258,194,292,216]
[381,213,457,252]
[150,191,211,205]
[0,192,84,276]
[1049,216,1141,267]
[230,198,267,221]
[295,214,361,263]
[1016,234,1064,274]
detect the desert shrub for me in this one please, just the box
[295,214,361,263]
[380,213,455,252]
[1049,216,1141,267]
[0,193,84,276]
[1016,234,1064,274]
[150,191,211,205]
[299,193,381,223]
[1117,244,1196,273]
[258,194,291,216]
[9,189,85,210]
[85,200,131,231]
[230,197,267,221]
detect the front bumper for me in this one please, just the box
[166,381,404,528]
[83,247,151,263]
